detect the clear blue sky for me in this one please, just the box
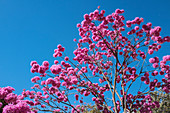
[0,0,170,96]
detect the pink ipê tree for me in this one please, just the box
[1,8,170,113]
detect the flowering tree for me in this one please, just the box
[1,8,169,113]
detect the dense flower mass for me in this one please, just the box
[17,8,170,113]
[3,102,31,113]
[0,86,36,113]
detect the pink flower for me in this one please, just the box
[76,23,81,28]
[115,9,124,14]
[38,66,46,74]
[135,26,139,30]
[141,76,146,81]
[64,56,69,61]
[144,41,149,45]
[50,65,62,74]
[32,64,39,69]
[0,102,2,108]
[126,20,131,27]
[54,60,59,64]
[152,63,159,68]
[148,49,154,54]
[30,61,37,66]
[149,58,155,63]
[31,76,40,83]
[75,94,79,100]
[42,61,49,67]
[45,78,54,85]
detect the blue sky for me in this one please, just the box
[0,0,170,97]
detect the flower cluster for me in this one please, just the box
[0,86,35,113]
[30,61,49,74]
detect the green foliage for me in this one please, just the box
[149,89,170,113]
[81,104,102,113]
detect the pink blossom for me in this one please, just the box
[0,102,2,108]
[42,61,49,67]
[149,58,155,63]
[30,61,37,66]
[50,65,62,74]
